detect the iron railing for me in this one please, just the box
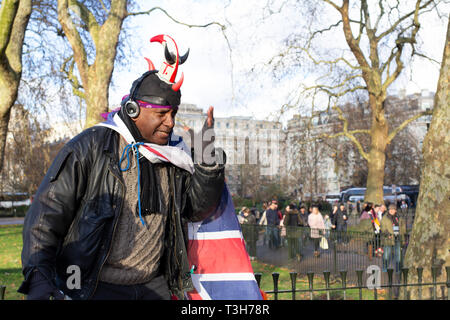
[0,285,5,300]
[241,224,416,283]
[254,265,450,300]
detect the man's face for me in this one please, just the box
[380,205,386,213]
[300,208,305,214]
[133,107,178,145]
[340,205,345,211]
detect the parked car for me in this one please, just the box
[325,193,341,204]
[340,186,412,206]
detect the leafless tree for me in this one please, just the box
[265,0,446,204]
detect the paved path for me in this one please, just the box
[0,217,24,225]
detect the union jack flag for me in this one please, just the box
[186,186,262,300]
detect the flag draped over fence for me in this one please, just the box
[97,112,262,300]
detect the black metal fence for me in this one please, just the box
[254,265,450,300]
[241,224,414,284]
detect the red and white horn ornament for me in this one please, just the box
[144,34,189,92]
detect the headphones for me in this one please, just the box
[124,71,156,118]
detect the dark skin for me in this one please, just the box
[133,105,215,145]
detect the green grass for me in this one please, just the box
[0,224,25,300]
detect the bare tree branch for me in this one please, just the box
[387,109,433,144]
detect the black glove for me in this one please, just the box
[26,270,65,300]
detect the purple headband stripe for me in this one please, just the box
[121,94,172,109]
[136,100,173,109]
[101,95,174,120]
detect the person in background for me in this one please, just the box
[258,202,269,246]
[308,204,325,258]
[331,204,338,229]
[381,204,406,273]
[334,203,348,243]
[240,208,257,260]
[283,204,302,261]
[237,206,248,224]
[323,213,332,239]
[360,202,368,217]
[265,200,281,249]
[359,202,373,221]
[298,205,309,227]
[380,204,387,220]
[251,207,261,223]
[400,200,408,217]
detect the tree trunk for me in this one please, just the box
[402,18,450,300]
[0,0,32,173]
[364,97,388,205]
[84,71,110,128]
[57,0,126,129]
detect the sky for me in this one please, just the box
[106,0,449,124]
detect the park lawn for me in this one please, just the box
[250,260,387,300]
[0,224,25,300]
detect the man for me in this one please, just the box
[381,204,406,273]
[18,35,225,300]
[265,200,281,249]
[240,208,257,260]
[283,204,302,261]
[333,203,348,243]
[298,205,309,227]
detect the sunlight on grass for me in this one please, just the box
[0,225,25,300]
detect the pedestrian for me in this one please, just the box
[379,204,387,220]
[359,202,373,221]
[330,204,338,229]
[18,36,225,300]
[400,200,408,217]
[360,202,368,217]
[381,204,407,273]
[298,205,309,227]
[265,200,281,249]
[283,204,302,261]
[259,202,269,246]
[323,214,332,239]
[335,203,348,243]
[370,204,382,257]
[308,204,325,258]
[280,209,287,247]
[241,208,257,260]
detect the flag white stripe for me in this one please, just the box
[188,230,243,240]
[192,273,257,281]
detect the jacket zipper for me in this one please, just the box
[88,165,125,299]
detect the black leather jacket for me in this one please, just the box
[18,126,225,299]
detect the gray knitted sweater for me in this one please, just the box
[99,137,170,285]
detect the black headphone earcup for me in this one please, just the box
[125,100,140,118]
